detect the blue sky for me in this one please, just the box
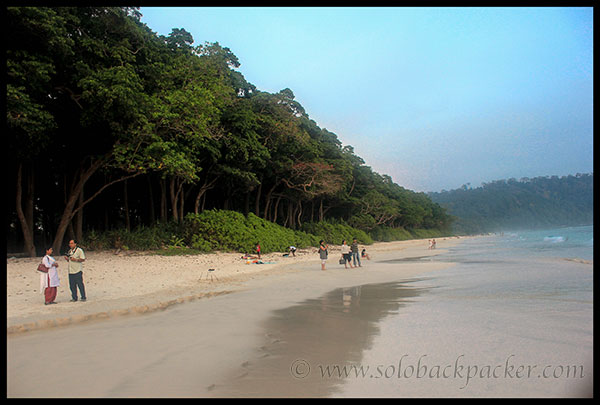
[139,7,593,192]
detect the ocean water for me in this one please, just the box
[336,225,593,397]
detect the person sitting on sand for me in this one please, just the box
[361,248,371,260]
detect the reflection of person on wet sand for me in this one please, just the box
[342,286,361,313]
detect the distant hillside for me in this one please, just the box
[428,173,593,234]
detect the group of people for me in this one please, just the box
[428,239,437,250]
[320,238,369,271]
[39,239,87,305]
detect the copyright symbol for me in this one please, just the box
[290,359,311,379]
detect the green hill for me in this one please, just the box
[428,173,593,234]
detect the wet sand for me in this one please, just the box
[7,240,458,397]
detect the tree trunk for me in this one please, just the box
[194,176,219,214]
[147,175,155,224]
[124,179,130,231]
[180,184,190,223]
[169,177,184,222]
[272,195,282,224]
[75,186,84,242]
[319,198,324,222]
[52,156,139,253]
[201,191,207,212]
[160,177,167,222]
[15,163,36,257]
[52,158,104,253]
[243,192,250,215]
[296,200,303,228]
[263,181,280,221]
[254,180,262,216]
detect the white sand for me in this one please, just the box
[7,237,465,397]
[6,237,466,334]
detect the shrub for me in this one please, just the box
[183,210,319,253]
[82,222,181,251]
[369,226,413,242]
[301,220,373,245]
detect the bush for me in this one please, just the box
[82,222,181,251]
[369,226,413,242]
[183,210,319,253]
[81,210,449,254]
[301,220,373,246]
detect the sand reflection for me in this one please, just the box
[213,280,428,397]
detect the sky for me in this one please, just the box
[139,7,593,193]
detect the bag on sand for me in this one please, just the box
[37,262,48,273]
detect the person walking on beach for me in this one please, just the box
[319,240,328,271]
[340,240,353,269]
[351,238,361,267]
[41,247,60,305]
[64,239,86,302]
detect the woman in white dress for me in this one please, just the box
[41,247,60,305]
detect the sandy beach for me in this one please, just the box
[7,237,465,398]
[8,233,592,397]
[7,237,464,334]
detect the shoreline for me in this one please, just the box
[7,237,468,335]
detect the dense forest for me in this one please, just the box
[7,7,452,256]
[429,173,593,234]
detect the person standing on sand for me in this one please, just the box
[319,240,328,271]
[340,240,353,269]
[65,239,86,302]
[351,238,361,267]
[256,242,261,259]
[41,247,60,305]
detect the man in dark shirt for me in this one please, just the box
[351,238,361,267]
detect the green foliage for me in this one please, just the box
[81,222,181,251]
[7,6,454,256]
[429,174,594,234]
[301,220,373,246]
[183,210,319,253]
[369,226,413,242]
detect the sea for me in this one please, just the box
[335,225,593,397]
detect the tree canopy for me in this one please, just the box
[429,173,593,234]
[7,6,452,255]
